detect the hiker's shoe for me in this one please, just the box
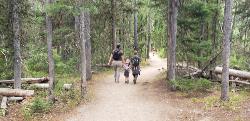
[133,79,136,84]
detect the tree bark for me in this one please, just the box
[0,88,34,97]
[221,0,233,101]
[211,0,219,58]
[198,17,205,68]
[13,0,21,89]
[45,0,55,102]
[111,0,116,50]
[134,0,138,51]
[79,4,87,96]
[85,12,92,80]
[167,0,178,81]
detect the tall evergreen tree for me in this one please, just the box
[221,0,233,101]
[13,0,21,89]
[45,0,55,102]
[167,0,178,81]
[79,0,87,96]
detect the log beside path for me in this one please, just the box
[0,88,34,97]
[31,83,72,90]
[214,66,250,79]
[0,77,49,84]
[1,97,8,116]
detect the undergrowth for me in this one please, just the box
[169,78,212,92]
[21,74,83,120]
[192,90,250,111]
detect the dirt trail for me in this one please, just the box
[64,53,207,121]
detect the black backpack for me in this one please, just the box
[131,56,140,66]
[112,49,121,60]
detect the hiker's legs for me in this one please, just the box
[112,61,122,83]
[116,65,120,83]
[132,66,139,84]
[114,65,118,82]
[124,70,129,84]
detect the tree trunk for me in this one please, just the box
[0,88,34,97]
[221,0,233,101]
[111,0,116,50]
[211,0,219,58]
[85,12,92,80]
[167,0,178,81]
[13,0,21,89]
[198,17,205,68]
[134,0,138,51]
[79,6,87,96]
[45,0,55,102]
[147,15,151,59]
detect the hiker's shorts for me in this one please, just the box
[112,61,123,67]
[124,70,129,77]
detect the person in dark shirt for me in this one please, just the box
[108,43,125,83]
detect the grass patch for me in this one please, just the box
[158,48,166,58]
[141,59,150,67]
[169,78,212,92]
[22,97,51,120]
[192,91,250,111]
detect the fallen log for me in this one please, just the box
[31,83,72,90]
[1,97,7,116]
[0,77,49,84]
[1,97,7,109]
[229,80,250,85]
[214,67,250,79]
[7,97,24,101]
[0,88,34,97]
[96,64,111,67]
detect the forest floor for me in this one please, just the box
[57,53,250,121]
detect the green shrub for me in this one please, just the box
[158,48,166,58]
[22,97,51,119]
[170,78,212,92]
[24,49,48,77]
[30,97,51,113]
[230,54,249,71]
[54,52,78,74]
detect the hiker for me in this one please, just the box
[108,43,125,83]
[152,47,156,56]
[130,50,141,84]
[123,58,130,84]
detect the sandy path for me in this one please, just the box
[64,54,199,121]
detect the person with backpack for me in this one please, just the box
[130,50,141,84]
[108,43,124,83]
